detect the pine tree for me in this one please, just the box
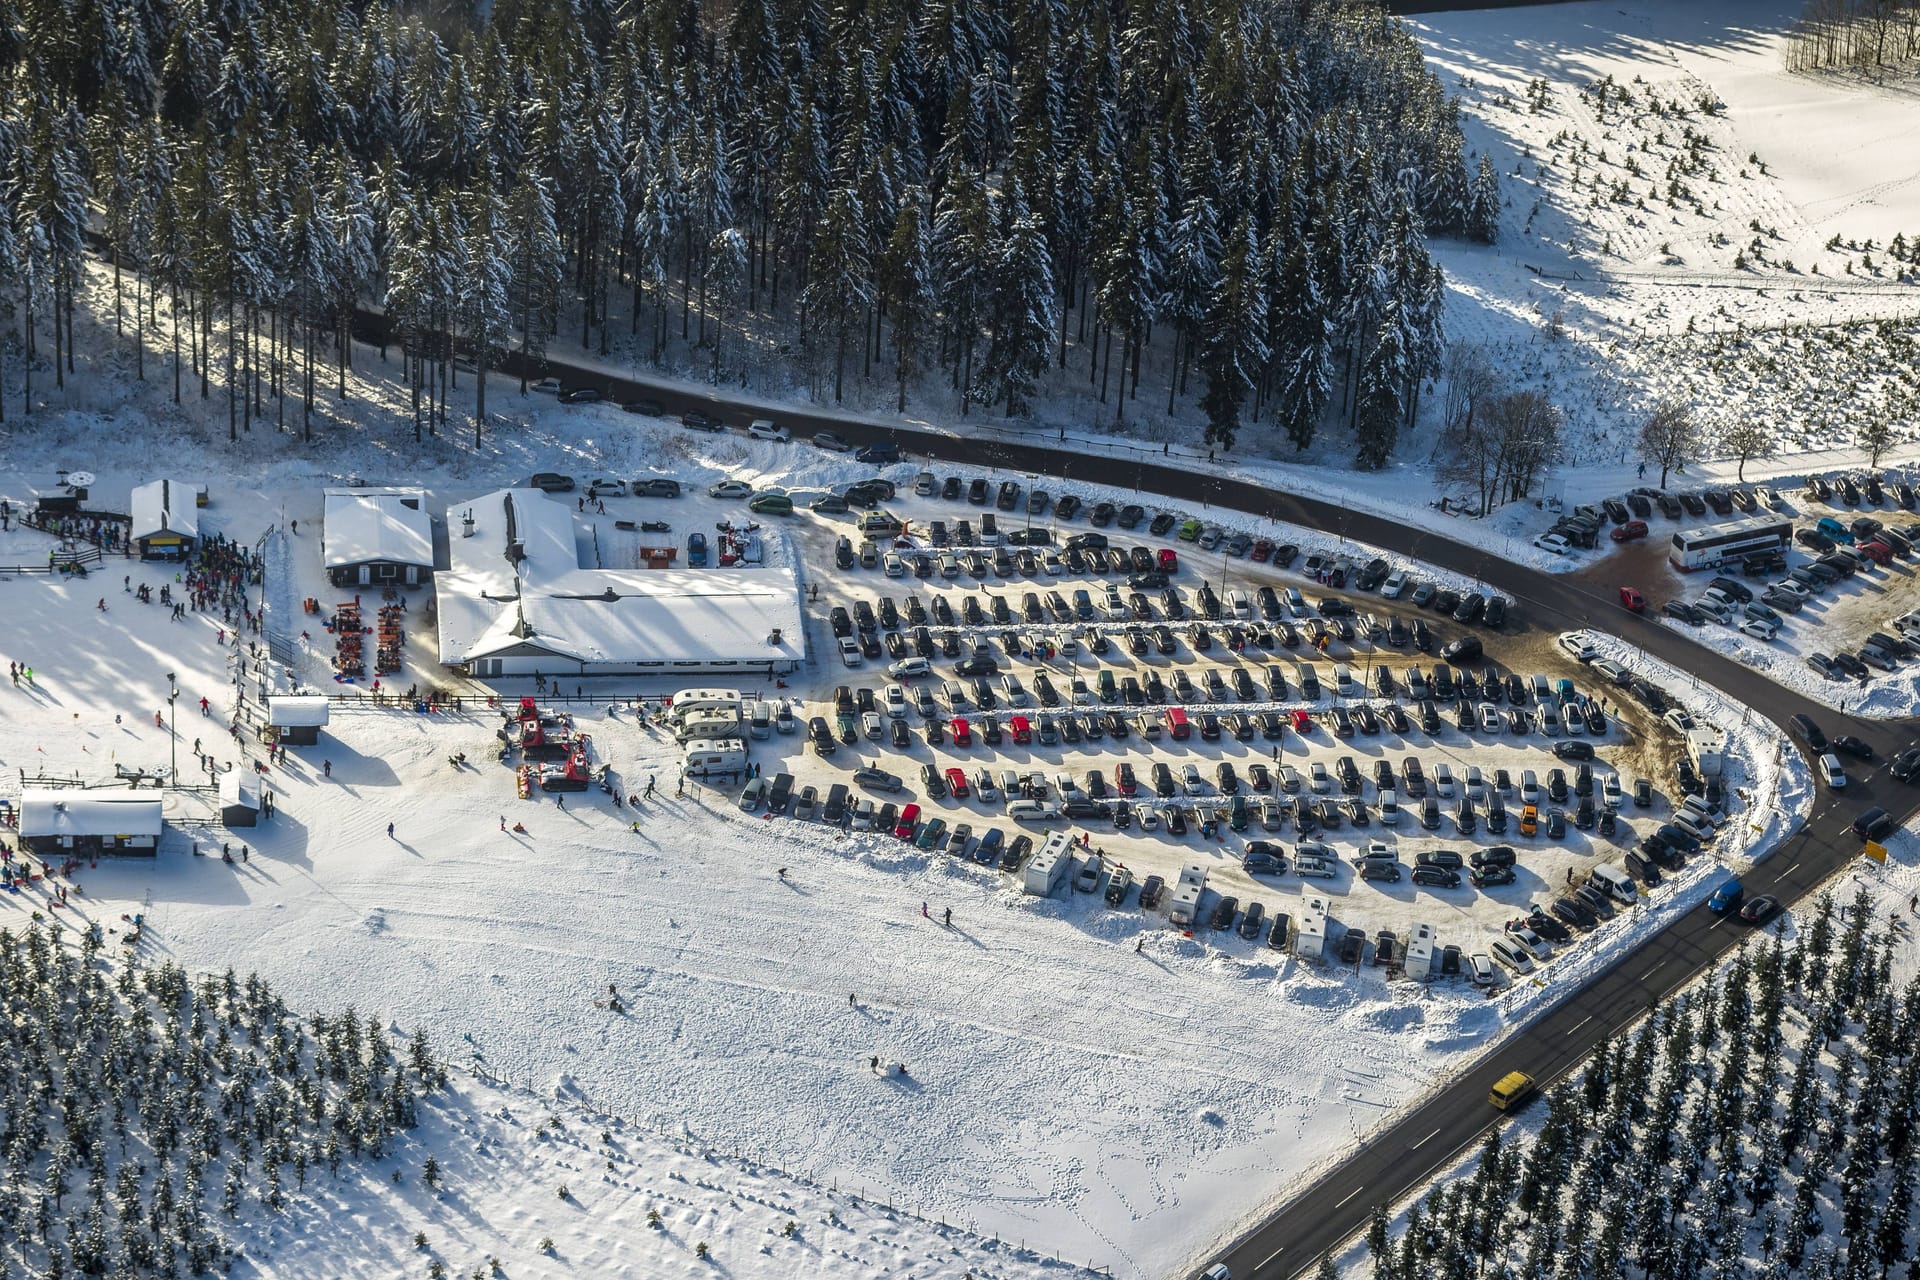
[1466,152,1500,243]
[1354,300,1408,468]
[1198,215,1266,450]
[1269,238,1332,452]
[880,190,936,413]
[801,185,872,403]
[979,184,1055,416]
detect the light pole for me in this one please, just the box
[166,672,179,786]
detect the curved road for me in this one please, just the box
[458,338,1914,1277]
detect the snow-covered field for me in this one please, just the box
[0,380,1811,1278]
[1408,0,1920,497]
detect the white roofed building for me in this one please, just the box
[19,789,164,856]
[436,489,805,679]
[129,479,201,560]
[322,488,435,588]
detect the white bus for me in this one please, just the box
[1669,517,1790,571]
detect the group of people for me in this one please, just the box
[24,510,126,550]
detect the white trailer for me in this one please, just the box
[1685,726,1726,777]
[1023,831,1076,897]
[1167,862,1209,927]
[683,738,748,778]
[1403,922,1439,981]
[668,688,743,723]
[1294,894,1330,964]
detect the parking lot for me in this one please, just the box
[709,467,1737,987]
[1544,472,1920,716]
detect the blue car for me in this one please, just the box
[687,532,708,566]
[1708,878,1745,914]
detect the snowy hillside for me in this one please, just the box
[1412,0,1920,477]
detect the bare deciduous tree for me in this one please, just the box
[1720,418,1776,481]
[1637,398,1695,488]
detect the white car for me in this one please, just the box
[1380,571,1408,599]
[1478,703,1503,733]
[1000,675,1029,707]
[1739,618,1779,642]
[1503,924,1552,959]
[1354,840,1396,865]
[1227,590,1252,619]
[1432,764,1455,797]
[1533,533,1571,555]
[1555,631,1597,662]
[883,552,905,577]
[707,480,753,499]
[1043,552,1066,575]
[1465,766,1485,795]
[813,431,852,452]
[1603,774,1624,808]
[1006,799,1060,822]
[529,376,562,395]
[1469,952,1499,987]
[1309,762,1332,793]
[973,771,999,803]
[1756,486,1782,509]
[1662,708,1695,733]
[1520,770,1542,805]
[1284,588,1308,618]
[888,657,930,679]
[1818,753,1847,789]
[884,685,910,718]
[585,477,627,497]
[1182,764,1208,795]
[1276,765,1302,794]
[746,419,791,442]
[838,637,862,667]
[1072,856,1104,893]
[1592,658,1631,685]
[1489,937,1536,975]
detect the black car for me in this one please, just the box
[1139,874,1166,909]
[1441,636,1482,664]
[680,411,723,432]
[1553,740,1595,762]
[1832,734,1874,760]
[1789,713,1828,752]
[1090,502,1116,527]
[1148,511,1177,536]
[1209,896,1239,930]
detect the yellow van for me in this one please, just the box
[1489,1071,1536,1111]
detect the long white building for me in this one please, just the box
[435,488,805,679]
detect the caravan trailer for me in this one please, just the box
[1023,831,1076,897]
[1167,863,1209,927]
[1294,895,1329,963]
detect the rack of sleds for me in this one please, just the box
[501,698,595,797]
[328,601,365,679]
[375,605,404,675]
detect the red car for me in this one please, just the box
[1249,539,1273,563]
[950,716,973,746]
[1157,548,1180,573]
[1610,520,1649,543]
[1619,586,1645,612]
[944,767,970,798]
[893,803,920,839]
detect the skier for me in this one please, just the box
[387,821,395,838]
[870,1055,880,1073]
[921,902,929,918]
[777,867,788,880]
[555,793,565,809]
[290,520,298,534]
[199,697,210,715]
[323,760,331,777]
[943,907,952,927]
[500,815,508,832]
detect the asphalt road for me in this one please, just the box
[407,330,1918,1278]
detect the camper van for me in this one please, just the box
[669,688,743,723]
[676,710,744,742]
[683,738,747,778]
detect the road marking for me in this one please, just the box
[1708,915,1726,930]
[1641,963,1663,981]
[1784,861,1800,875]
[1566,1014,1593,1035]
[1260,1245,1286,1269]
[1334,1185,1365,1209]
[1408,1127,1442,1151]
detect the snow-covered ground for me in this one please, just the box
[0,392,1811,1278]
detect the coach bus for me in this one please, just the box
[1669,517,1791,571]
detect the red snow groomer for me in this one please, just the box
[509,698,576,762]
[537,749,593,792]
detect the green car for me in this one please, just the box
[748,492,794,516]
[1177,518,1203,542]
[1229,794,1249,832]
[913,817,947,851]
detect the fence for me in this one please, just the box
[0,546,102,575]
